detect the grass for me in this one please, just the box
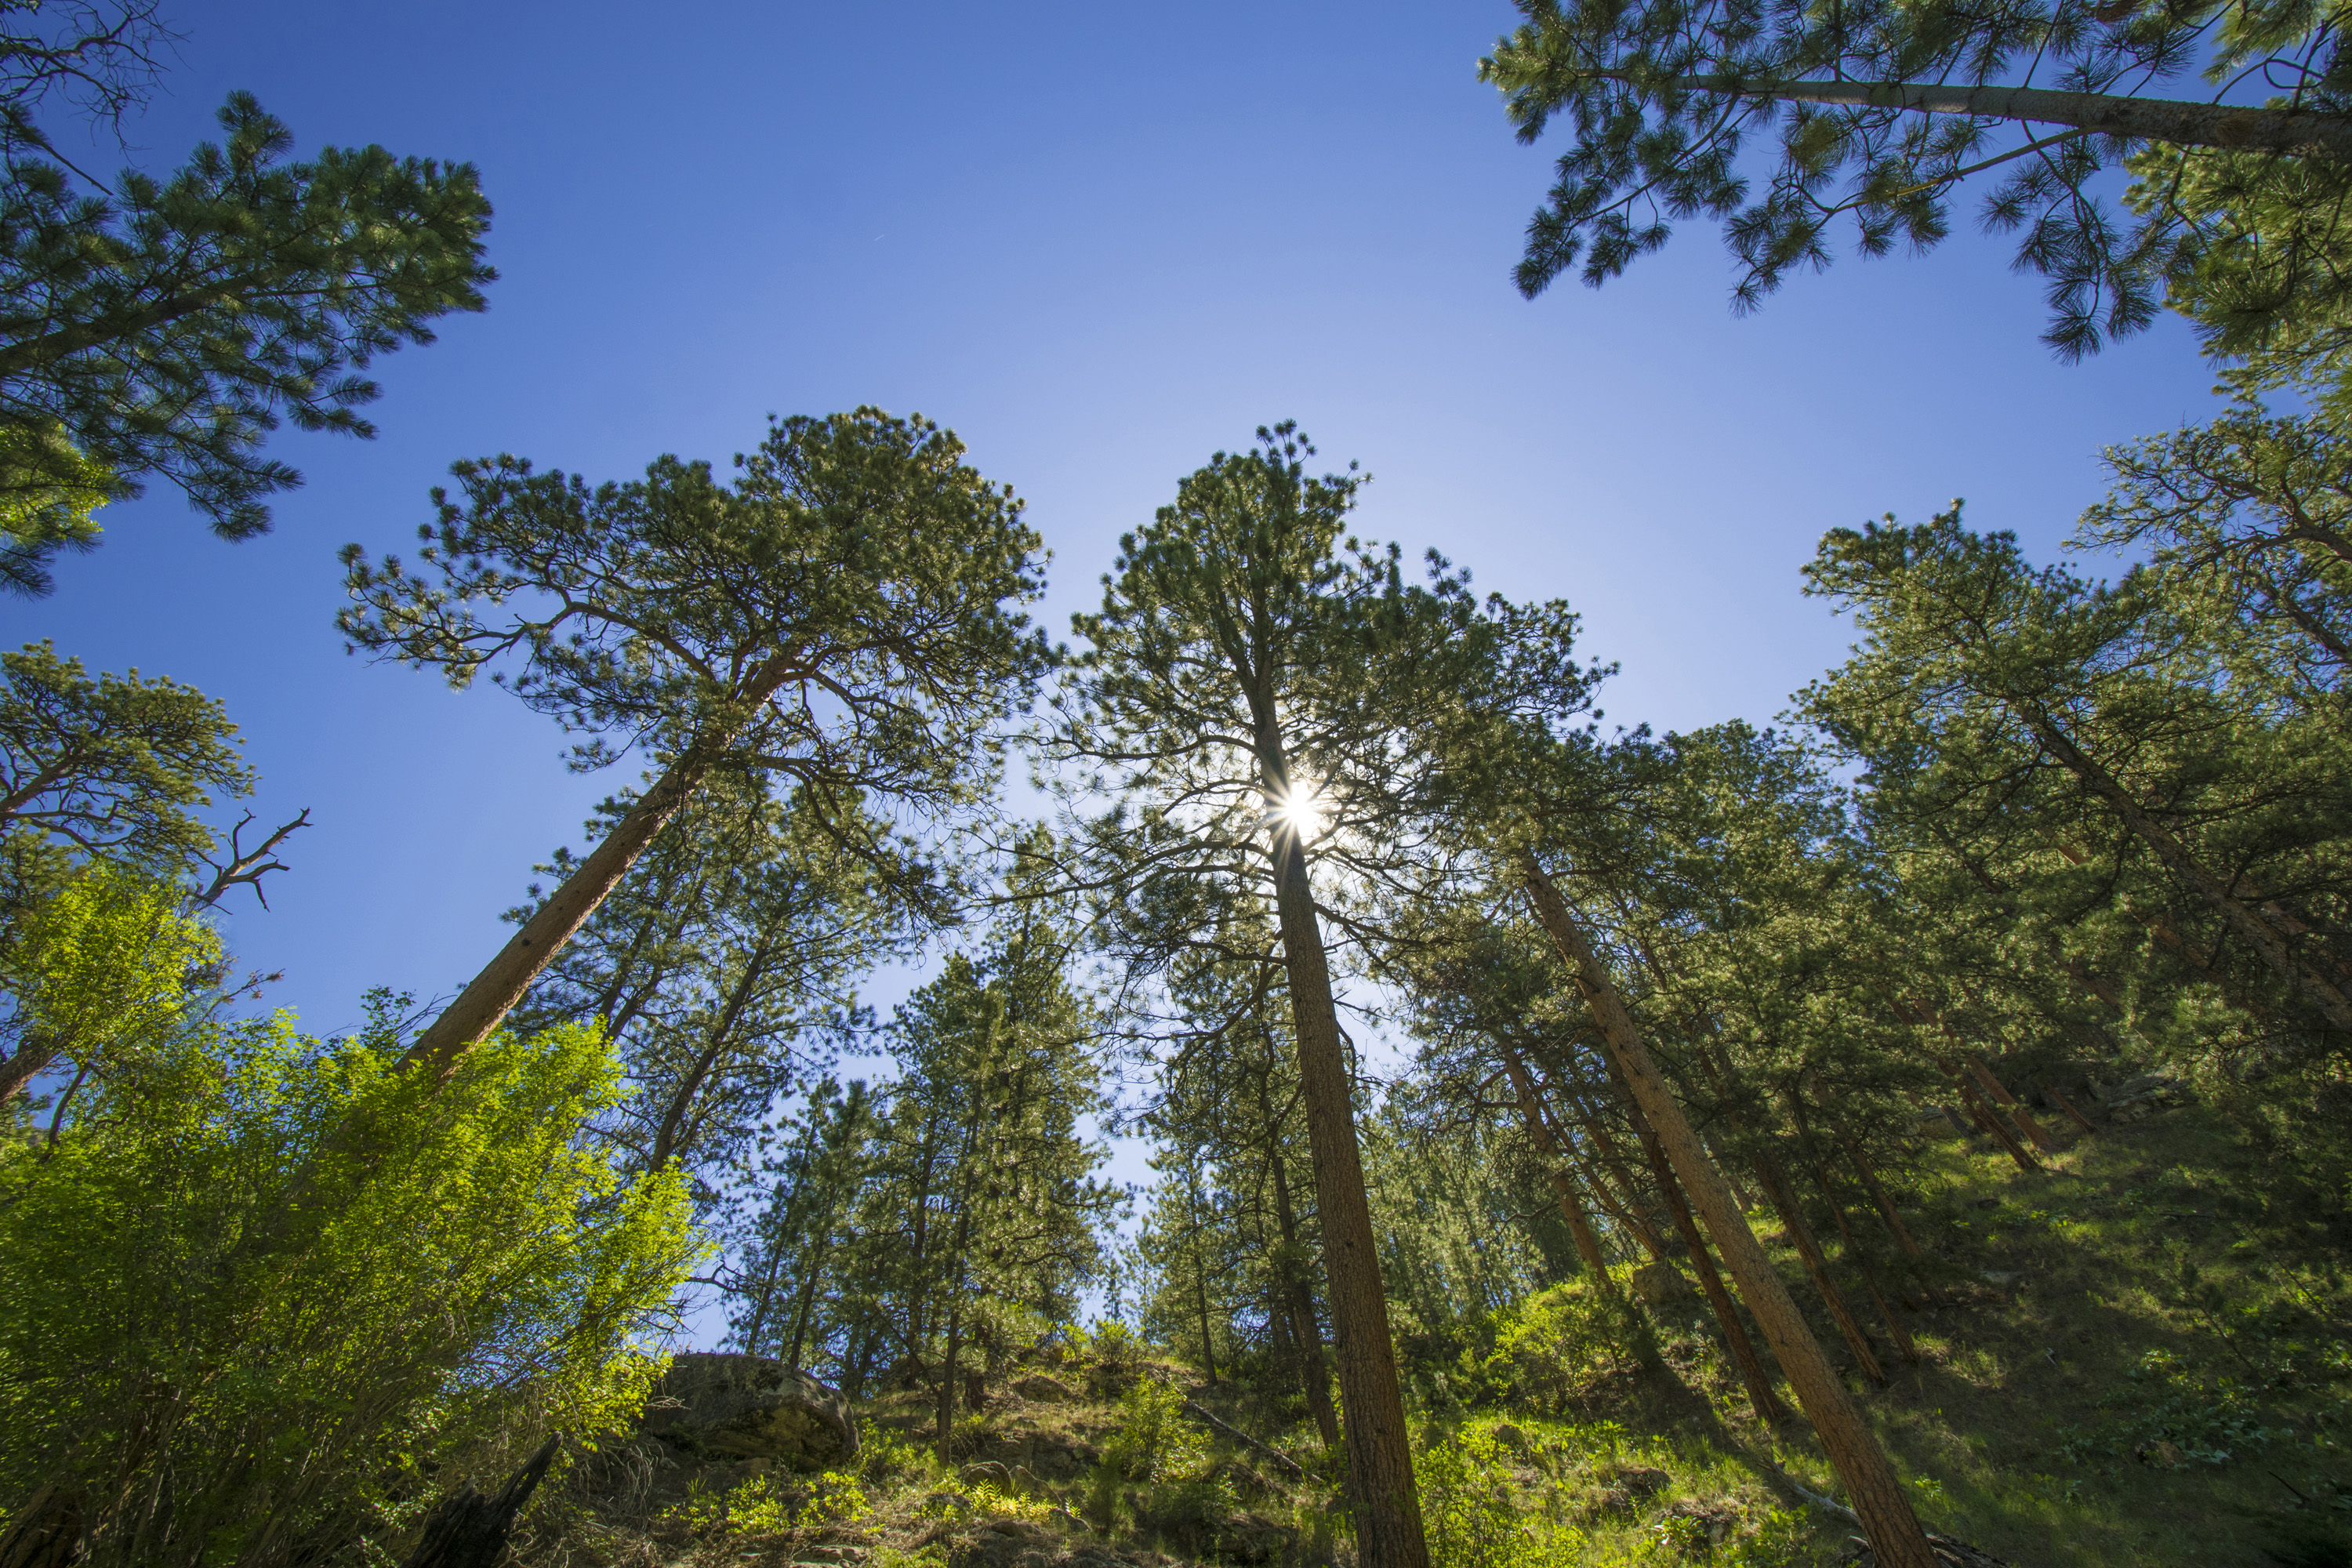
[528,1100,2350,1567]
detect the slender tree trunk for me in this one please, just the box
[1196,1242,1220,1385]
[2028,717,2352,1030]
[1267,820,1426,1568]
[1624,1105,1790,1425]
[1849,1148,1925,1260]
[1499,1045,1613,1283]
[1753,1157,1887,1385]
[1953,1071,2040,1173]
[1269,1141,1345,1452]
[1538,1065,1672,1259]
[2046,1085,2099,1133]
[1625,71,2352,161]
[1816,1167,1920,1367]
[402,657,799,1076]
[1517,852,1935,1568]
[786,1236,831,1370]
[1965,1058,2061,1155]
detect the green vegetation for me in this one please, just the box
[8,3,2352,1565]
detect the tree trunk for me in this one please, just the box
[1849,1147,1926,1260]
[1196,1243,1220,1385]
[1753,1156,1888,1386]
[2046,1085,2100,1134]
[1815,1167,1921,1367]
[2028,717,2352,1030]
[1953,1071,2040,1173]
[0,1031,56,1107]
[395,1437,561,1568]
[1269,1141,1345,1452]
[1631,71,2352,162]
[1499,1045,1613,1283]
[1517,852,1935,1568]
[1624,1105,1790,1425]
[1965,1058,2061,1155]
[402,656,800,1076]
[1269,823,1426,1568]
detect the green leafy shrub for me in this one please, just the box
[1486,1280,1653,1413]
[1102,1377,1209,1481]
[663,1471,871,1536]
[0,887,699,1568]
[1415,1421,1570,1568]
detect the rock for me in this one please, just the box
[1488,1422,1526,1450]
[1630,1261,1693,1305]
[1980,1271,2020,1288]
[1917,1108,1965,1139]
[960,1461,1014,1490]
[2136,1439,2186,1468]
[641,1354,857,1471]
[1011,1374,1075,1403]
[1610,1465,1670,1499]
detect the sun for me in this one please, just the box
[1262,778,1331,842]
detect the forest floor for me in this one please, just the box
[543,1099,2352,1568]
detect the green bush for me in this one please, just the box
[0,879,699,1566]
[1102,1377,1208,1481]
[1486,1280,1653,1414]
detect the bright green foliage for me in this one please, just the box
[660,1469,871,1537]
[1102,1378,1211,1481]
[1415,1421,1570,1568]
[0,640,251,894]
[2,860,217,1094]
[1486,1281,1653,1414]
[0,942,697,1567]
[0,90,493,559]
[0,419,111,596]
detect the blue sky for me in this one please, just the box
[18,0,2219,1044]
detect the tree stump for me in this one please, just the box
[395,1436,560,1568]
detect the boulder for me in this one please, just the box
[1630,1261,1693,1305]
[1011,1373,1074,1403]
[641,1353,857,1471]
[2099,1073,2187,1123]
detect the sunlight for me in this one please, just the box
[1261,778,1331,843]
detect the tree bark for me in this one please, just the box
[1815,1167,1921,1367]
[1965,1058,2061,1156]
[1517,852,1935,1568]
[1849,1147,1926,1260]
[402,655,800,1076]
[1269,822,1426,1568]
[1624,1104,1791,1425]
[1753,1156,1888,1387]
[1498,1044,1613,1284]
[2028,717,2352,1031]
[1269,1139,1344,1452]
[1637,71,2352,162]
[1953,1071,2041,1173]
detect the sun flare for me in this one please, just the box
[1262,779,1331,842]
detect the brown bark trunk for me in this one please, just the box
[402,655,799,1076]
[1540,1066,1673,1259]
[1518,853,1934,1568]
[1849,1148,1925,1260]
[1500,1046,1613,1284]
[2029,718,2352,1030]
[1965,1058,2061,1156]
[1269,1113,1343,1451]
[2046,1085,2100,1134]
[1269,824,1425,1568]
[1753,1156,1888,1387]
[1952,1071,2041,1173]
[1624,1107,1790,1425]
[1815,1165,1921,1367]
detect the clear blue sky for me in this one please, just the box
[16,0,2217,1036]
